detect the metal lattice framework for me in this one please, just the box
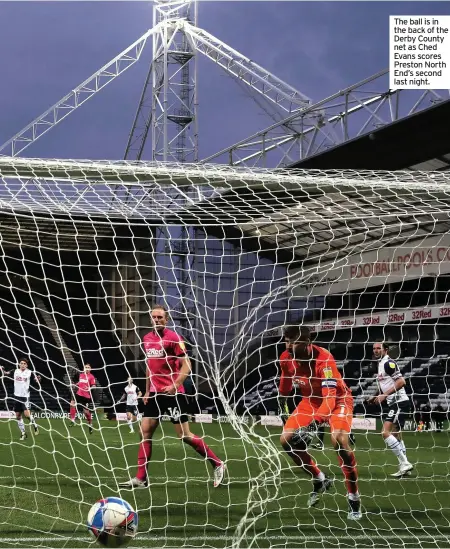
[1,2,448,170]
[0,2,312,164]
[0,31,153,158]
[125,2,199,163]
[201,70,450,168]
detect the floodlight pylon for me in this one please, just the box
[125,0,199,163]
[0,2,312,162]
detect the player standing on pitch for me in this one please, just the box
[118,377,142,433]
[6,358,40,440]
[367,341,414,477]
[119,305,226,489]
[279,326,361,520]
[69,363,96,434]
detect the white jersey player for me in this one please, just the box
[367,341,414,477]
[7,359,40,441]
[119,378,142,433]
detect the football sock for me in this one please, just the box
[70,407,77,422]
[183,435,222,468]
[385,435,408,464]
[399,439,407,456]
[289,449,322,478]
[338,452,359,494]
[136,440,152,481]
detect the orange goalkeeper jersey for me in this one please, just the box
[279,345,352,420]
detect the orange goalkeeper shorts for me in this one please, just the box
[284,398,353,433]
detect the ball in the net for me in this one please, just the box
[87,497,138,548]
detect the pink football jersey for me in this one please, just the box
[76,372,96,399]
[143,328,187,393]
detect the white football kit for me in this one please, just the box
[14,368,32,399]
[377,355,409,406]
[125,384,139,407]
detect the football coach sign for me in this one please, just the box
[290,234,450,297]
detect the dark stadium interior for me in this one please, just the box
[321,274,450,318]
[0,245,136,412]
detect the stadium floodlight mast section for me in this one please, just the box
[125,10,313,162]
[0,29,156,158]
[0,0,312,164]
[123,1,200,335]
[201,69,450,168]
[182,22,312,114]
[125,0,199,163]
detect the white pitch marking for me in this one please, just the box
[0,534,448,542]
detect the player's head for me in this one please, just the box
[373,340,389,359]
[127,377,133,385]
[19,358,28,371]
[151,305,169,332]
[84,363,92,373]
[283,325,312,359]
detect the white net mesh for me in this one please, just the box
[0,157,449,548]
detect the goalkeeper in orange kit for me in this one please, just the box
[279,326,362,520]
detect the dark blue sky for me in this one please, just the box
[0,1,447,161]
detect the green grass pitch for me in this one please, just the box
[0,418,448,548]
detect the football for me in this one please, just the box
[87,496,138,548]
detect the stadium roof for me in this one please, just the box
[289,99,450,172]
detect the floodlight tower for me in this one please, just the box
[124,0,199,336]
[125,0,198,162]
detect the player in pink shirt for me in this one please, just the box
[119,305,226,489]
[69,363,96,434]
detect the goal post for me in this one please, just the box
[0,157,449,548]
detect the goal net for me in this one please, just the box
[0,156,449,549]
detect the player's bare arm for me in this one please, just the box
[366,388,382,404]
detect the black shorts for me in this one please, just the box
[126,405,139,416]
[143,393,189,424]
[383,400,411,428]
[75,395,94,411]
[13,396,30,413]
